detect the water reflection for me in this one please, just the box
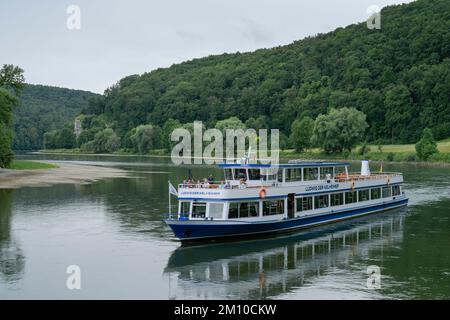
[0,189,25,283]
[164,210,405,299]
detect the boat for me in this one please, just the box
[164,160,408,242]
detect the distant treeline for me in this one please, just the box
[42,0,449,153]
[13,84,98,150]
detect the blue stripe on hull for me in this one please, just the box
[165,198,408,241]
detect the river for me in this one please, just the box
[0,154,449,299]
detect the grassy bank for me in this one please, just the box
[9,160,58,170]
[280,138,450,163]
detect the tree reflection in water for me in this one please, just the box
[0,189,25,284]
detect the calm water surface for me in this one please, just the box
[1,154,449,299]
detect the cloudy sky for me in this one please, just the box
[0,0,412,93]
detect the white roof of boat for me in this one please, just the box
[218,161,350,168]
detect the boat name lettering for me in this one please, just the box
[305,184,339,192]
[179,191,221,196]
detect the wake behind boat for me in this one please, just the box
[164,160,408,242]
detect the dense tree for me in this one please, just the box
[214,117,246,132]
[14,85,98,150]
[312,108,368,153]
[290,116,314,152]
[245,116,269,131]
[43,127,76,149]
[0,64,24,167]
[43,0,450,153]
[416,128,438,160]
[130,124,161,154]
[0,64,25,95]
[87,128,121,153]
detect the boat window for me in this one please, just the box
[228,203,239,219]
[234,168,247,180]
[304,167,318,181]
[277,169,283,182]
[263,199,284,216]
[335,166,347,178]
[331,193,344,206]
[296,196,313,212]
[371,188,381,199]
[179,201,190,217]
[224,169,233,181]
[345,191,357,204]
[248,202,259,217]
[191,202,207,218]
[392,185,401,196]
[382,187,392,198]
[248,169,261,180]
[286,168,302,182]
[239,203,250,218]
[358,189,370,202]
[229,201,259,218]
[209,203,224,219]
[314,195,329,208]
[320,167,334,180]
[261,167,278,181]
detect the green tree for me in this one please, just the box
[245,116,269,131]
[290,116,314,152]
[0,64,25,167]
[214,117,246,131]
[312,107,368,154]
[56,127,76,149]
[92,128,121,153]
[415,128,438,160]
[130,124,161,154]
[0,64,25,95]
[43,130,58,149]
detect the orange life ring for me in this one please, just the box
[259,187,267,199]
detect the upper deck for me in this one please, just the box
[177,161,403,201]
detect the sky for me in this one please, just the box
[0,0,413,94]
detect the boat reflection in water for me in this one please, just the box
[164,209,406,299]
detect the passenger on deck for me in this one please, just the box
[239,178,247,189]
[207,174,214,183]
[202,178,210,188]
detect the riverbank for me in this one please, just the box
[8,160,59,170]
[35,148,450,166]
[0,161,129,189]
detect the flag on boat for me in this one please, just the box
[168,181,178,196]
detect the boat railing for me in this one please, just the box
[178,172,402,189]
[178,181,231,189]
[178,181,279,190]
[335,172,402,183]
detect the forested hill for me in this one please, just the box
[84,0,449,146]
[13,84,98,150]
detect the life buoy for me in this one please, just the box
[259,187,267,199]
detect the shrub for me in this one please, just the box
[415,128,438,160]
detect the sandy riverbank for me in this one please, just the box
[0,162,129,189]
